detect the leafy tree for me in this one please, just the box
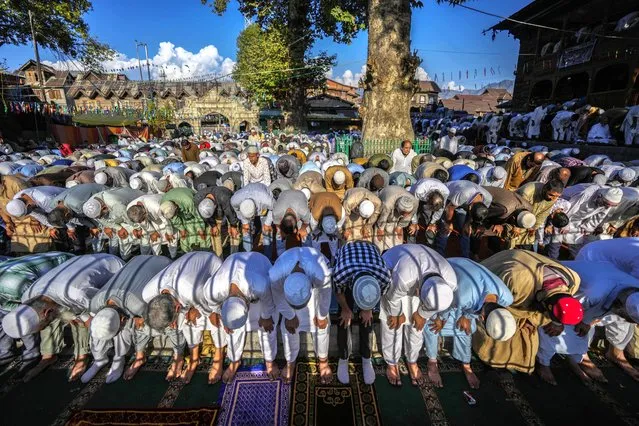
[204,0,364,130]
[0,0,113,69]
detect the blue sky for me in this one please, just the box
[1,0,532,90]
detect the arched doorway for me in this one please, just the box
[201,112,230,133]
[239,120,249,132]
[176,121,193,137]
[554,72,589,102]
[529,80,553,103]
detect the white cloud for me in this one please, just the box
[415,67,429,81]
[330,65,366,87]
[42,41,236,81]
[446,81,465,91]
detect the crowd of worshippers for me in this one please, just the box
[413,101,639,146]
[0,133,639,390]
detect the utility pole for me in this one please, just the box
[142,43,152,82]
[28,10,44,141]
[135,41,144,81]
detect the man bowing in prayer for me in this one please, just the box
[270,247,332,384]
[473,250,583,374]
[381,244,458,387]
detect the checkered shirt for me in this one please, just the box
[332,241,391,294]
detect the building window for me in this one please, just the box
[49,90,62,100]
[593,64,629,93]
[530,80,553,102]
[555,72,589,101]
[419,95,426,104]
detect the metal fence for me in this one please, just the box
[335,136,432,157]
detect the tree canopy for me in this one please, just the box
[0,0,113,69]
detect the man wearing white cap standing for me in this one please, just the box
[2,254,124,381]
[230,183,274,258]
[423,257,515,389]
[563,186,623,257]
[242,146,272,186]
[83,187,144,258]
[333,241,391,385]
[201,252,277,384]
[537,260,639,385]
[270,247,332,383]
[142,252,222,383]
[81,255,172,384]
[438,128,459,154]
[342,187,382,243]
[375,186,418,252]
[380,244,458,387]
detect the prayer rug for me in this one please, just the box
[65,407,219,426]
[216,364,290,426]
[290,362,382,426]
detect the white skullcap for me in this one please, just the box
[94,171,108,185]
[222,179,235,191]
[449,128,457,134]
[619,168,636,182]
[441,160,453,169]
[321,215,337,235]
[301,188,311,200]
[90,307,121,341]
[221,297,248,330]
[516,211,536,229]
[130,176,143,190]
[2,305,40,339]
[94,160,106,170]
[491,166,506,180]
[625,292,639,323]
[397,195,415,213]
[571,148,580,156]
[239,199,256,219]
[246,145,259,154]
[83,198,103,219]
[66,180,79,188]
[593,174,607,186]
[160,201,178,219]
[198,197,216,219]
[284,272,312,309]
[359,200,375,219]
[230,162,243,172]
[6,199,27,217]
[603,187,623,205]
[333,170,346,185]
[485,308,517,341]
[353,275,381,310]
[419,276,454,319]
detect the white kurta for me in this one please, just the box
[409,178,449,224]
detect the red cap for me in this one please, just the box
[199,142,211,150]
[552,296,583,325]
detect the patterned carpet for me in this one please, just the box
[1,352,639,426]
[66,407,219,426]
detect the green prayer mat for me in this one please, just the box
[290,362,383,426]
[65,407,219,425]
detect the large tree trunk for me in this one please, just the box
[284,0,310,131]
[361,0,415,141]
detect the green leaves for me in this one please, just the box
[0,0,113,67]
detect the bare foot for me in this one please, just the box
[222,361,241,384]
[23,356,58,382]
[407,362,425,386]
[319,359,332,385]
[265,361,280,380]
[124,357,146,381]
[427,360,443,388]
[536,364,557,386]
[462,364,480,389]
[69,357,89,382]
[566,357,592,385]
[208,359,224,385]
[386,364,402,386]
[166,357,184,382]
[181,358,199,384]
[578,356,608,383]
[607,348,639,381]
[282,362,295,384]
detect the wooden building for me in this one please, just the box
[491,0,639,111]
[411,80,442,111]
